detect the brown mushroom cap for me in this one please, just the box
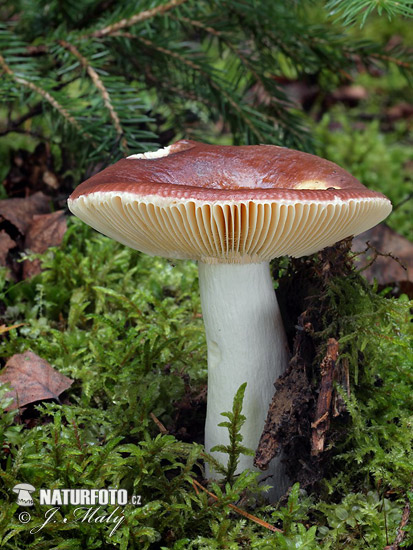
[68,140,392,263]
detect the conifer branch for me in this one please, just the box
[1,0,411,169]
[172,14,295,128]
[0,103,44,137]
[132,35,266,142]
[86,0,189,39]
[369,53,411,69]
[173,14,222,38]
[0,54,88,139]
[59,40,127,149]
[144,68,210,105]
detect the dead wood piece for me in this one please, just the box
[254,357,312,470]
[311,338,339,456]
[255,308,315,471]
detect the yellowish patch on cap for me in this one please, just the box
[294,181,341,190]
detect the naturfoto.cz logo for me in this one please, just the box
[12,484,142,536]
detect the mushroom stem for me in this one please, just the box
[198,261,290,491]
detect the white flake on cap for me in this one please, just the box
[127,145,171,160]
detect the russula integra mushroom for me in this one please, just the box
[68,140,392,490]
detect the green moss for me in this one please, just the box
[0,218,411,549]
[314,112,412,240]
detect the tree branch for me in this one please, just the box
[0,54,89,140]
[125,34,266,142]
[85,0,189,39]
[59,40,127,149]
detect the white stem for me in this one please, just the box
[198,261,290,494]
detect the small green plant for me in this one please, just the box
[317,491,405,549]
[209,383,255,486]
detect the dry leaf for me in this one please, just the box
[0,192,51,235]
[22,210,67,278]
[0,229,16,265]
[0,351,73,410]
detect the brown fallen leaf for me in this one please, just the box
[0,350,73,410]
[0,192,51,235]
[0,229,16,265]
[22,210,67,278]
[352,224,413,294]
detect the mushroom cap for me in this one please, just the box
[68,140,392,263]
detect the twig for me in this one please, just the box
[4,102,43,129]
[384,497,411,550]
[0,324,25,335]
[0,75,80,138]
[149,412,168,435]
[0,128,47,140]
[115,40,210,106]
[22,45,48,56]
[370,53,411,69]
[59,40,127,149]
[171,14,292,114]
[191,479,283,533]
[171,15,308,139]
[392,192,413,212]
[0,54,89,139]
[127,34,266,142]
[85,0,188,39]
[356,241,407,274]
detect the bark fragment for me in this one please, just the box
[254,310,314,471]
[255,239,355,488]
[311,338,339,456]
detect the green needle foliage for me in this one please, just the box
[327,0,413,27]
[0,0,412,181]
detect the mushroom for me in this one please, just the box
[12,483,36,506]
[68,140,391,491]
